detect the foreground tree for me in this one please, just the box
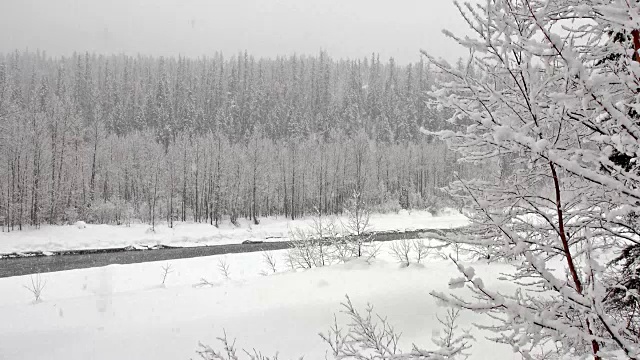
[425,0,640,359]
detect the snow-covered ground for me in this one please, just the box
[0,210,468,254]
[0,243,519,360]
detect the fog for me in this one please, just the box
[0,0,470,63]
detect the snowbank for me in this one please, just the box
[0,210,468,254]
[0,245,518,360]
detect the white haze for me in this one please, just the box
[0,0,471,63]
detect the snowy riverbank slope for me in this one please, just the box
[0,209,467,254]
[0,244,520,360]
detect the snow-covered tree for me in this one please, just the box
[0,50,467,229]
[425,1,640,358]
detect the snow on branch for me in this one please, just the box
[426,0,640,358]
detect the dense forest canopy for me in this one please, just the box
[0,50,490,230]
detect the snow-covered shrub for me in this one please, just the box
[86,199,134,225]
[355,242,382,265]
[369,198,402,215]
[285,199,380,267]
[342,190,374,258]
[370,185,402,214]
[198,296,473,360]
[389,239,433,266]
[197,330,291,360]
[422,193,448,216]
[389,240,412,267]
[309,210,339,266]
[217,258,231,280]
[408,190,427,211]
[113,198,134,226]
[431,308,473,360]
[423,191,460,217]
[259,251,278,276]
[86,201,117,224]
[287,226,333,270]
[413,239,431,264]
[62,207,79,224]
[332,236,356,264]
[321,296,403,359]
[287,209,345,269]
[193,257,232,287]
[23,273,46,303]
[286,228,318,270]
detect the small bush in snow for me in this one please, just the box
[342,190,373,258]
[287,228,319,270]
[322,296,473,359]
[194,258,231,287]
[363,243,382,264]
[413,239,431,264]
[197,330,295,360]
[432,308,472,359]
[194,278,217,288]
[217,258,231,280]
[160,263,173,286]
[86,200,132,225]
[63,207,79,224]
[24,273,46,303]
[286,209,341,269]
[369,196,402,215]
[389,240,413,267]
[389,239,432,266]
[198,295,473,359]
[260,251,278,276]
[309,209,339,266]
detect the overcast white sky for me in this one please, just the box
[0,0,471,64]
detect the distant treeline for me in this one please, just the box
[0,50,492,230]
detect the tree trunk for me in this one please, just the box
[549,161,600,360]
